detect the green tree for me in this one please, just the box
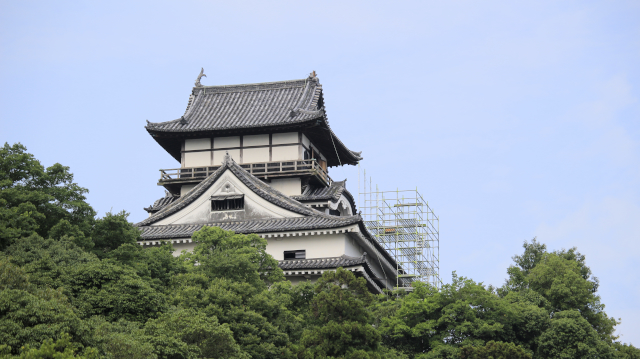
[4,234,98,288]
[83,317,156,359]
[459,341,531,359]
[379,274,547,356]
[0,287,90,355]
[0,143,95,249]
[106,242,186,291]
[62,260,166,322]
[90,211,140,257]
[144,308,247,359]
[501,239,618,340]
[3,334,98,359]
[537,310,614,359]
[185,226,284,287]
[298,268,381,359]
[168,228,297,358]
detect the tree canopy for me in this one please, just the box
[1,142,639,358]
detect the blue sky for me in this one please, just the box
[2,0,639,345]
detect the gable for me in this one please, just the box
[154,169,304,226]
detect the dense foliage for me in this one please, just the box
[1,142,639,358]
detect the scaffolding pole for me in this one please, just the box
[359,171,440,289]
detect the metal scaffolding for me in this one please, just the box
[359,170,440,289]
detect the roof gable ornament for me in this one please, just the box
[222,151,234,165]
[194,68,207,87]
[179,116,188,125]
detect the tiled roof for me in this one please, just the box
[145,74,362,167]
[144,193,179,213]
[294,180,346,202]
[135,153,357,228]
[278,255,366,270]
[138,216,360,240]
[278,254,386,293]
[294,180,357,215]
[147,78,322,132]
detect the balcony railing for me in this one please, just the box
[159,159,331,186]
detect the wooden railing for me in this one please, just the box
[159,159,331,185]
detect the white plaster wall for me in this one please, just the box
[266,233,349,260]
[301,134,310,148]
[272,145,299,161]
[243,134,269,147]
[180,184,196,196]
[270,178,301,196]
[214,136,240,149]
[156,169,303,226]
[213,149,241,165]
[184,152,211,167]
[345,235,363,257]
[185,138,211,151]
[243,147,269,163]
[272,132,298,145]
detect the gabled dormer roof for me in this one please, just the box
[136,152,356,228]
[145,73,362,167]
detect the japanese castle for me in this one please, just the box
[136,70,400,293]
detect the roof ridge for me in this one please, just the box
[197,78,307,91]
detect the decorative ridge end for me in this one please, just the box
[309,70,318,82]
[195,68,207,87]
[179,116,188,125]
[145,119,156,128]
[223,151,234,166]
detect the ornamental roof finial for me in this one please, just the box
[195,68,207,87]
[223,151,233,165]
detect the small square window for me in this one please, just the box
[284,250,306,260]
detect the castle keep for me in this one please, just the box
[136,71,403,293]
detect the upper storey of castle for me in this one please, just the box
[145,71,363,168]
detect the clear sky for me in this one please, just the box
[1,0,639,345]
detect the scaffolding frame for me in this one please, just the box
[359,170,440,289]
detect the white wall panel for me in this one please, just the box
[214,136,240,149]
[270,178,301,196]
[184,151,211,167]
[243,134,269,147]
[266,234,348,260]
[185,138,211,151]
[243,147,269,163]
[272,145,299,161]
[272,132,298,145]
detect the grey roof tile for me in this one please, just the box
[145,74,362,166]
[278,255,366,270]
[139,215,360,240]
[144,193,179,213]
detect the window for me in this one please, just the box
[211,195,244,211]
[284,250,306,260]
[329,209,341,216]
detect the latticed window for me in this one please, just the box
[210,195,244,211]
[284,250,306,260]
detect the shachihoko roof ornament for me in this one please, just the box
[194,68,206,87]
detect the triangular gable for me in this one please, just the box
[136,153,321,227]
